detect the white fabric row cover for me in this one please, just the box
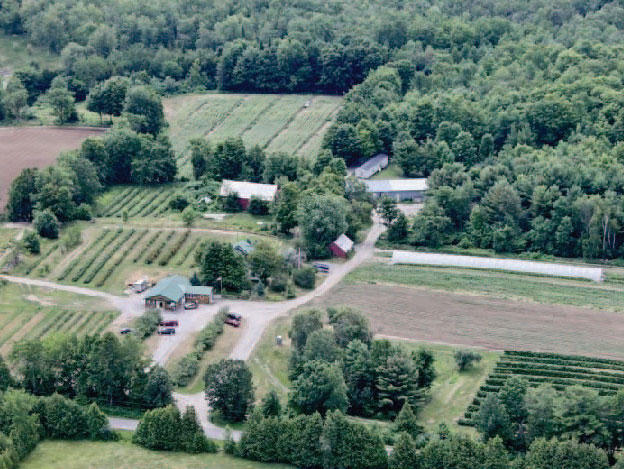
[390,251,604,282]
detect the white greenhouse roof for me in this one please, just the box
[333,234,354,252]
[390,251,603,282]
[219,180,278,201]
[364,179,428,193]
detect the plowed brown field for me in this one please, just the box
[310,283,624,360]
[0,126,105,207]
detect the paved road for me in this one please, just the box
[2,219,385,440]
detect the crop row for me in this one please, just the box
[25,243,59,275]
[57,230,112,281]
[460,351,624,426]
[132,231,162,263]
[175,236,201,266]
[145,231,175,265]
[105,188,141,216]
[71,229,123,282]
[96,230,149,287]
[83,230,136,284]
[127,190,162,217]
[141,190,173,217]
[158,230,191,266]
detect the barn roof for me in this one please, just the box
[364,178,428,193]
[357,154,388,172]
[332,234,354,253]
[219,180,278,201]
[144,275,190,303]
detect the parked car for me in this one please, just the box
[313,262,330,273]
[184,302,198,310]
[159,320,179,327]
[158,327,176,335]
[120,328,134,335]
[224,313,241,327]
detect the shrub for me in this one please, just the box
[60,225,82,251]
[455,350,482,371]
[134,309,162,339]
[223,193,242,212]
[22,231,40,254]
[269,274,288,293]
[248,196,269,215]
[33,210,59,239]
[293,267,316,289]
[172,353,200,387]
[74,203,92,221]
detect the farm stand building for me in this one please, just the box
[354,154,389,179]
[144,275,214,310]
[364,178,428,201]
[219,180,278,210]
[329,234,354,258]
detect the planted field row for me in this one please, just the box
[175,236,201,266]
[96,230,149,287]
[158,230,191,266]
[132,231,162,263]
[104,187,141,216]
[82,230,136,284]
[145,230,176,265]
[70,229,123,283]
[460,351,624,425]
[57,230,112,281]
[24,243,59,276]
[209,94,279,142]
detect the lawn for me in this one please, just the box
[21,439,292,469]
[369,163,405,180]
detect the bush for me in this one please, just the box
[248,196,269,215]
[269,274,289,293]
[134,309,162,339]
[22,231,40,254]
[293,267,316,289]
[60,226,82,251]
[74,203,92,221]
[172,353,200,387]
[455,350,482,371]
[223,193,242,212]
[33,210,59,239]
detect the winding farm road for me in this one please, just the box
[0,219,385,440]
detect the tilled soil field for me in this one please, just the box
[310,283,624,360]
[0,126,105,207]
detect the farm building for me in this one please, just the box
[354,154,389,179]
[144,275,214,310]
[364,178,428,201]
[219,180,278,210]
[329,234,354,258]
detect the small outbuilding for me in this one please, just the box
[144,275,214,310]
[354,154,389,179]
[132,278,149,293]
[329,234,354,258]
[364,178,428,202]
[219,180,278,211]
[233,240,254,256]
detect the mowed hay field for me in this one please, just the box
[164,93,342,174]
[310,263,624,360]
[0,126,105,207]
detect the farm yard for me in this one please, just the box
[164,93,343,175]
[461,351,624,426]
[308,262,624,361]
[0,126,105,207]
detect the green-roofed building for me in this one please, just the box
[144,275,214,310]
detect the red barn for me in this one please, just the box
[219,180,278,210]
[329,234,354,258]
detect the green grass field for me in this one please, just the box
[21,439,291,469]
[164,93,342,175]
[347,263,624,312]
[369,164,405,180]
[0,283,118,356]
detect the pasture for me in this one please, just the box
[461,351,624,425]
[164,93,342,175]
[21,439,292,469]
[0,283,118,356]
[0,126,105,207]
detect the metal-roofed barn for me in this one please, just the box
[364,178,428,202]
[354,154,389,179]
[219,180,278,210]
[329,234,354,258]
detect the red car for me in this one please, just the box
[224,313,242,328]
[159,320,179,327]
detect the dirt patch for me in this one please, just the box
[25,294,54,306]
[0,126,105,207]
[310,283,624,360]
